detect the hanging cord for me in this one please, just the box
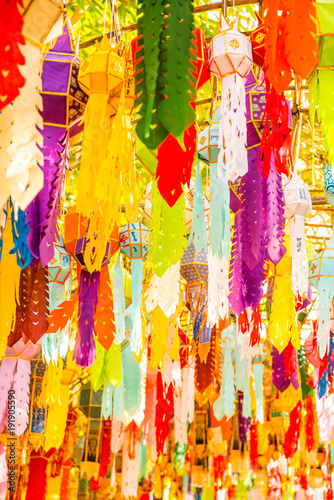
[103,0,108,36]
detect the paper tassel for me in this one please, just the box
[73,270,99,367]
[26,449,54,500]
[189,158,207,253]
[209,162,230,260]
[0,442,7,500]
[123,346,143,420]
[94,266,116,350]
[250,423,259,471]
[238,393,250,443]
[0,40,43,212]
[149,179,186,278]
[235,341,251,418]
[218,73,248,183]
[298,345,312,400]
[113,254,126,344]
[0,358,16,433]
[0,207,22,355]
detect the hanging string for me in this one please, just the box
[103,0,108,36]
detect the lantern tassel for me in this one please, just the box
[73,270,99,367]
[113,254,126,345]
[317,277,334,359]
[131,258,144,353]
[289,215,309,298]
[218,73,248,183]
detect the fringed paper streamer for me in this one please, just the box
[264,155,286,265]
[259,80,292,178]
[253,357,264,424]
[0,0,25,110]
[263,0,292,93]
[272,346,290,393]
[238,393,250,443]
[148,179,186,278]
[218,73,248,183]
[9,203,33,268]
[316,277,334,360]
[235,340,251,418]
[0,442,7,500]
[113,254,126,344]
[60,459,71,500]
[73,270,99,368]
[91,342,122,392]
[0,357,16,434]
[90,419,112,491]
[123,346,144,421]
[44,383,70,451]
[130,258,143,352]
[285,0,318,79]
[155,374,174,456]
[0,41,43,213]
[0,205,21,355]
[207,250,229,328]
[195,326,220,405]
[229,213,246,316]
[13,358,31,436]
[25,449,54,500]
[135,0,195,151]
[146,262,180,318]
[213,327,235,420]
[94,266,115,350]
[76,36,124,217]
[283,401,302,459]
[149,306,169,371]
[142,370,157,448]
[189,158,207,253]
[269,275,300,353]
[208,161,230,260]
[10,262,49,345]
[122,430,141,499]
[174,390,188,446]
[305,394,315,454]
[250,423,259,472]
[180,363,195,424]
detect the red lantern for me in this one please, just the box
[250,12,266,68]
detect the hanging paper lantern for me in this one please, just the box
[208,14,252,183]
[309,232,334,359]
[119,221,150,352]
[26,24,88,267]
[250,13,266,68]
[283,172,312,298]
[180,243,211,343]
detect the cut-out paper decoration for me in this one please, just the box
[309,232,334,359]
[208,14,252,183]
[283,171,312,298]
[26,25,88,267]
[0,339,41,437]
[120,221,150,352]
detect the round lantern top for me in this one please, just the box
[309,231,334,289]
[208,14,253,79]
[78,35,125,96]
[180,243,208,284]
[283,172,312,220]
[119,221,150,260]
